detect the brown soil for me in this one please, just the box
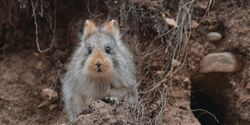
[0,0,249,125]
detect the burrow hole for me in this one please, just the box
[190,73,232,125]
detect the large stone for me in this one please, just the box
[199,52,240,73]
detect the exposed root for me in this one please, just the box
[31,0,57,53]
[114,0,195,124]
[192,109,220,124]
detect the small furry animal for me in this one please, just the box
[62,19,138,120]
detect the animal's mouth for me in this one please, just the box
[86,59,112,78]
[87,67,110,80]
[96,68,102,73]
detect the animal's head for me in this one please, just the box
[81,20,122,80]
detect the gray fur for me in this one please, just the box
[62,23,138,120]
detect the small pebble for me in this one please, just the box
[246,83,250,91]
[207,32,222,42]
[172,59,181,67]
[191,20,199,29]
[42,88,58,100]
[183,77,190,83]
[156,70,164,75]
[165,17,177,28]
[49,104,57,110]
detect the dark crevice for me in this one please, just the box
[190,73,230,125]
[191,89,224,125]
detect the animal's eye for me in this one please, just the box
[88,47,92,55]
[105,46,111,54]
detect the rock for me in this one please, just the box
[247,83,250,91]
[49,104,57,110]
[199,52,240,73]
[183,77,190,83]
[156,70,164,75]
[165,17,177,28]
[42,88,58,100]
[207,32,222,42]
[191,20,199,29]
[172,59,181,67]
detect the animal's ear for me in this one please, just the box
[83,20,97,38]
[102,20,120,40]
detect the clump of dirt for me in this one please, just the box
[68,100,133,125]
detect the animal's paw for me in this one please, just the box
[102,96,119,105]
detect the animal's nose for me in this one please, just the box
[96,61,102,68]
